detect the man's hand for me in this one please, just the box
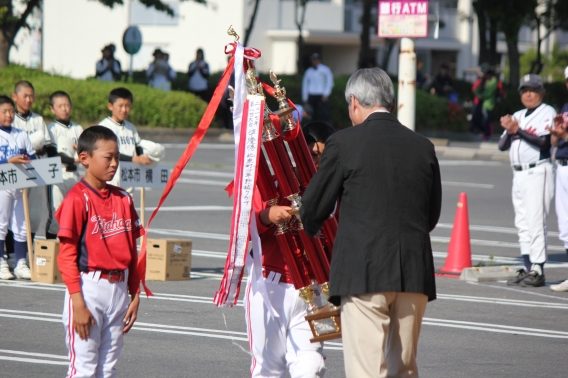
[260,206,292,226]
[133,155,152,165]
[546,115,568,139]
[8,155,31,164]
[123,293,140,335]
[500,115,519,135]
[70,292,95,341]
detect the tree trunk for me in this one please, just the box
[476,11,489,65]
[295,0,308,73]
[358,0,372,69]
[506,37,520,90]
[488,18,498,65]
[380,39,395,70]
[243,0,262,47]
[0,32,10,68]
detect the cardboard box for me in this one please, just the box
[33,239,63,284]
[145,239,192,281]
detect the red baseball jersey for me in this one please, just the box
[56,179,144,295]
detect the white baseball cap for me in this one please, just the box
[139,139,165,162]
[565,66,568,79]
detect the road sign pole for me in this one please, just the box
[129,54,134,78]
[397,38,416,131]
[23,188,34,279]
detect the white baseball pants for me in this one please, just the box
[512,163,554,264]
[62,271,130,378]
[555,164,568,249]
[46,171,79,235]
[0,189,27,242]
[244,274,326,378]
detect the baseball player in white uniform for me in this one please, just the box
[549,67,568,292]
[499,74,555,287]
[99,88,152,190]
[11,81,53,238]
[45,91,84,239]
[0,95,36,280]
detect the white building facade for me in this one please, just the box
[8,0,568,81]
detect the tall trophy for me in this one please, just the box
[232,61,341,342]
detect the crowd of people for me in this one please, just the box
[95,44,211,96]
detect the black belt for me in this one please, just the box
[513,163,536,171]
[557,158,568,166]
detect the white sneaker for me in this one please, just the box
[0,258,14,280]
[550,279,568,292]
[14,258,31,280]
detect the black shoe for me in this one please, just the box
[507,269,527,286]
[520,271,545,287]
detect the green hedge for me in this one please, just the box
[0,65,208,128]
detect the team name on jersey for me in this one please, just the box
[91,212,141,238]
[119,136,136,145]
[0,146,25,160]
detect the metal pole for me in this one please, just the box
[397,38,416,131]
[129,54,134,78]
[23,188,34,280]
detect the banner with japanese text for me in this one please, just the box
[119,162,170,188]
[0,157,63,190]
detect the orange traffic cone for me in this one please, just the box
[438,192,472,276]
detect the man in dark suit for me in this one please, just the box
[300,68,442,378]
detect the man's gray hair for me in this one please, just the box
[345,68,395,109]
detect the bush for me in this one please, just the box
[0,65,208,128]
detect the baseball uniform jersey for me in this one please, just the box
[45,120,84,236]
[99,117,141,187]
[12,111,51,233]
[0,126,35,242]
[503,103,556,265]
[555,103,568,250]
[56,179,144,377]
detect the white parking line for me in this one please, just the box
[431,236,566,252]
[441,181,494,189]
[162,143,234,150]
[0,349,68,360]
[176,178,228,186]
[148,228,230,240]
[435,223,560,238]
[137,206,232,212]
[3,308,568,345]
[181,169,234,178]
[0,355,68,365]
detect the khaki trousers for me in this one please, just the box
[341,292,428,378]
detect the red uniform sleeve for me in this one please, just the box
[128,197,144,295]
[55,192,87,294]
[253,187,272,235]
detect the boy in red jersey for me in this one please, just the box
[56,126,143,378]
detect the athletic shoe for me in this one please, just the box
[520,271,545,287]
[550,279,568,292]
[14,259,31,280]
[0,259,14,280]
[506,269,527,286]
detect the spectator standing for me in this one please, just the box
[187,48,210,101]
[472,65,498,141]
[430,64,454,99]
[300,68,442,378]
[549,66,568,292]
[96,45,122,82]
[147,49,177,91]
[302,53,334,124]
[499,74,555,288]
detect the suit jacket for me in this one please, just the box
[300,112,442,304]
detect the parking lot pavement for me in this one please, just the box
[2,143,568,377]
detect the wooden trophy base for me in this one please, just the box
[305,303,342,343]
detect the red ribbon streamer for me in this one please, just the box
[137,55,236,296]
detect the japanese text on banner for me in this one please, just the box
[0,157,63,190]
[119,162,170,189]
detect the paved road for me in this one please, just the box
[2,142,568,378]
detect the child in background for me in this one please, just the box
[11,80,53,240]
[0,95,36,280]
[56,126,143,377]
[45,91,84,239]
[99,88,152,190]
